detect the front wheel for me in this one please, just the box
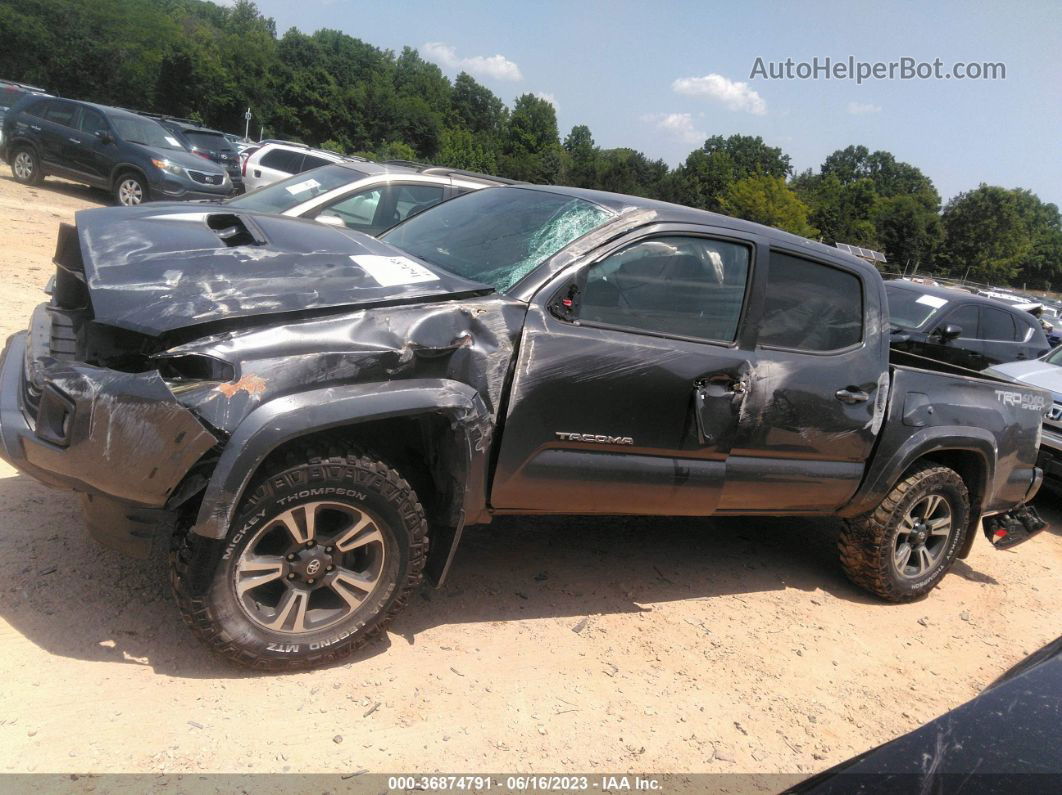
[11,147,42,185]
[171,447,428,670]
[114,172,148,206]
[839,463,969,602]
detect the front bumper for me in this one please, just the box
[0,330,218,555]
[152,174,233,202]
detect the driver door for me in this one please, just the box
[490,230,759,515]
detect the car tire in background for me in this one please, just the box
[838,463,969,602]
[11,146,42,186]
[113,171,148,206]
[170,445,429,670]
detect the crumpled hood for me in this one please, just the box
[71,204,492,336]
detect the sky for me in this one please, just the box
[233,0,1062,206]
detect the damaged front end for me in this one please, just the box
[0,206,523,564]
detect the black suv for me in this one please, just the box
[142,114,244,193]
[887,280,1050,369]
[0,79,48,146]
[1,96,232,205]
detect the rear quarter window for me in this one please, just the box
[759,252,864,352]
[259,148,303,173]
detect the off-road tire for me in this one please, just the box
[170,445,428,670]
[11,146,42,186]
[839,463,969,602]
[113,171,148,206]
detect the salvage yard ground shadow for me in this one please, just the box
[0,472,1034,677]
[0,174,104,206]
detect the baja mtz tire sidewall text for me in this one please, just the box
[172,450,428,670]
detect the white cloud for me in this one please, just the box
[534,91,559,110]
[847,101,882,115]
[422,42,523,82]
[642,112,706,145]
[672,73,767,115]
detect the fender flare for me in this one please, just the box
[841,425,997,521]
[109,163,150,189]
[189,380,492,577]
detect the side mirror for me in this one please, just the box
[938,324,962,342]
[95,130,113,144]
[314,213,345,228]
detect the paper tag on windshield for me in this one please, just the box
[285,178,320,195]
[352,255,439,287]
[916,294,948,309]
[164,136,181,147]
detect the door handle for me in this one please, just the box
[1016,353,1028,360]
[30,125,41,131]
[68,137,82,144]
[835,387,870,404]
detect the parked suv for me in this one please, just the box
[228,161,511,235]
[141,114,244,193]
[887,280,1050,370]
[240,141,358,191]
[1,96,231,205]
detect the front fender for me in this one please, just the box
[190,378,491,546]
[839,425,997,519]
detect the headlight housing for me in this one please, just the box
[151,157,185,178]
[155,353,235,385]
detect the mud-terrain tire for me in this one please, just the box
[171,446,428,670]
[839,464,969,602]
[11,146,42,185]
[113,171,148,206]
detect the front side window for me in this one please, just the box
[317,184,445,234]
[300,154,334,171]
[760,252,864,352]
[578,236,750,342]
[381,187,613,292]
[78,109,108,136]
[942,304,979,338]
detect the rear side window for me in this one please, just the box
[579,236,751,342]
[185,131,229,152]
[21,98,49,118]
[981,307,1017,341]
[300,154,333,171]
[760,252,864,352]
[259,148,303,173]
[43,101,78,128]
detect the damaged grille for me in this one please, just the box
[188,169,225,186]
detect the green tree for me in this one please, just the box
[940,185,1032,282]
[562,124,597,188]
[501,93,561,183]
[719,176,817,237]
[673,134,791,211]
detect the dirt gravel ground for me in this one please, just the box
[0,173,1059,777]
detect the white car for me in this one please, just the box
[227,160,510,236]
[240,141,363,192]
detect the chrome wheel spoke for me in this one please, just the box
[895,542,913,571]
[266,589,309,633]
[916,546,933,574]
[331,568,377,608]
[274,505,317,546]
[235,555,286,596]
[927,516,951,535]
[334,513,382,553]
[921,494,942,519]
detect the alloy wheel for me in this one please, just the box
[893,493,953,579]
[233,500,388,635]
[117,178,143,205]
[13,151,34,181]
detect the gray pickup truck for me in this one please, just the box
[0,186,1048,669]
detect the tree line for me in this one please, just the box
[2,0,1059,288]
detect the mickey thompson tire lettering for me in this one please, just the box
[169,444,428,671]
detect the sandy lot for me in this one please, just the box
[0,173,1059,777]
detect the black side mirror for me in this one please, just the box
[937,324,962,342]
[95,130,113,144]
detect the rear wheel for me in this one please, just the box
[114,172,148,206]
[171,446,428,670]
[11,147,41,185]
[839,464,969,602]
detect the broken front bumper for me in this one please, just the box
[0,330,217,555]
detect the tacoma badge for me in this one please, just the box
[556,432,635,445]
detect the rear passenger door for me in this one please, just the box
[248,148,302,189]
[718,249,882,512]
[38,99,80,168]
